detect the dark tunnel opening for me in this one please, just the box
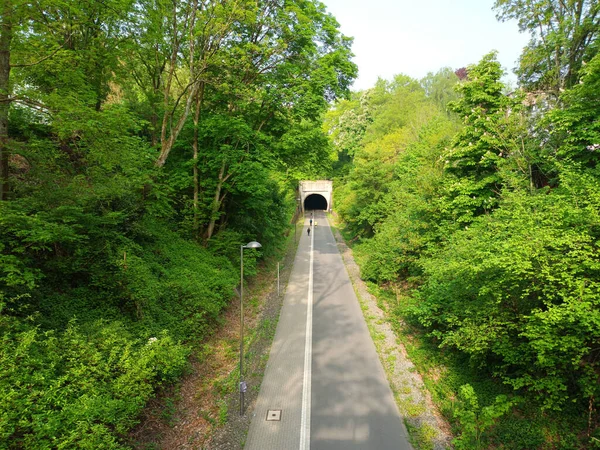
[304,194,328,211]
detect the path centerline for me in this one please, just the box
[299,221,314,450]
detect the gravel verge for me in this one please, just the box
[206,230,299,449]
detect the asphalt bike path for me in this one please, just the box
[245,211,411,449]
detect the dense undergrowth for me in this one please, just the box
[0,212,241,448]
[373,281,591,449]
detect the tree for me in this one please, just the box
[443,52,523,223]
[0,1,358,446]
[494,0,600,92]
[420,67,460,112]
[159,0,356,240]
[0,0,15,200]
[331,74,445,238]
[414,170,600,411]
[324,90,372,176]
[153,0,242,168]
[545,52,600,168]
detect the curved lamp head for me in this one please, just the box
[243,241,262,249]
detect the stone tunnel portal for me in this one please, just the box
[304,193,328,211]
[299,180,332,214]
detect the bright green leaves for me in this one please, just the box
[147,0,357,241]
[330,70,459,278]
[545,53,600,167]
[332,43,600,432]
[0,1,356,448]
[332,73,448,240]
[494,0,600,92]
[443,52,522,223]
[414,173,600,409]
[453,384,517,449]
[13,0,134,109]
[325,4,600,445]
[408,51,600,413]
[448,52,505,117]
[421,67,461,112]
[0,321,189,448]
[276,118,332,180]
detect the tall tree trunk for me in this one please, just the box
[150,56,161,147]
[206,159,227,241]
[192,81,204,238]
[0,0,13,201]
[154,0,235,167]
[155,0,199,168]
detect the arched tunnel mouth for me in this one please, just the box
[304,193,328,211]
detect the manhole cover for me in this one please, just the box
[266,410,282,421]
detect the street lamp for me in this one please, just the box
[240,240,261,415]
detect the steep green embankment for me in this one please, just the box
[328,50,600,448]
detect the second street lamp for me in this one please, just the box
[240,240,261,415]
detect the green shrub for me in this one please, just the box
[452,384,516,449]
[0,318,188,448]
[413,172,600,410]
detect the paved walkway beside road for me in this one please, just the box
[245,211,412,450]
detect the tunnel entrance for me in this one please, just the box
[299,180,332,213]
[304,193,328,211]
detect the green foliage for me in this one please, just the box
[277,119,334,181]
[414,173,600,409]
[443,52,526,223]
[453,384,517,449]
[1,1,357,447]
[545,52,600,167]
[325,91,373,173]
[380,284,586,450]
[494,0,600,92]
[332,74,449,240]
[333,41,600,445]
[420,67,461,112]
[0,317,188,448]
[329,71,459,280]
[0,196,239,447]
[356,115,459,281]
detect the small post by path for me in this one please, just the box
[277,262,280,297]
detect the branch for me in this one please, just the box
[11,34,72,68]
[11,96,53,115]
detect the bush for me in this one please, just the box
[413,171,600,410]
[452,384,516,449]
[0,317,188,448]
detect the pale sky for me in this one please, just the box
[320,0,531,91]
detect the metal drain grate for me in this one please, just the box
[266,410,282,421]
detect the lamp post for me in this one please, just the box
[240,240,261,415]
